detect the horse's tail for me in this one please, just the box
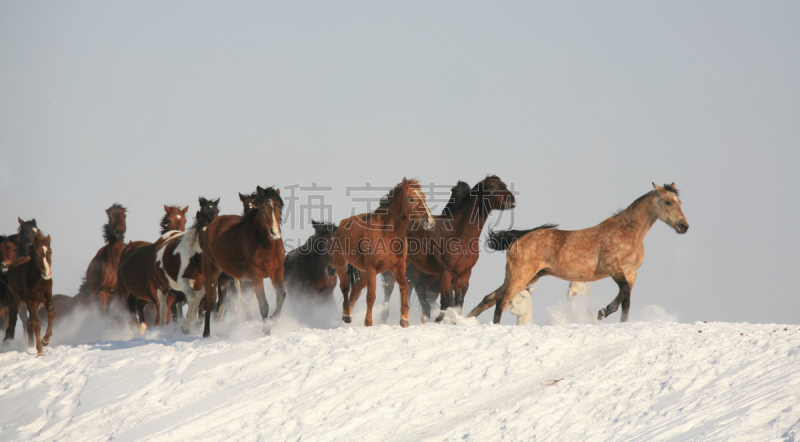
[487,224,558,251]
[347,264,360,286]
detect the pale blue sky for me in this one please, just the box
[2,1,799,325]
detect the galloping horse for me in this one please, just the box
[7,233,54,356]
[154,197,219,334]
[333,178,434,327]
[118,205,188,330]
[469,183,689,323]
[381,175,516,322]
[284,221,338,303]
[85,204,127,313]
[201,187,285,337]
[0,236,19,341]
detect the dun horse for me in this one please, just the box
[154,198,220,334]
[118,205,188,330]
[7,233,54,356]
[469,183,689,323]
[85,204,127,313]
[284,221,338,303]
[333,178,434,327]
[381,176,515,322]
[201,187,285,337]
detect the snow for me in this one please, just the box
[1,303,800,441]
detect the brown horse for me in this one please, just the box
[468,183,689,323]
[85,204,127,313]
[6,218,39,258]
[333,178,434,327]
[200,187,285,337]
[154,197,220,334]
[380,176,515,322]
[284,221,338,303]
[7,233,54,356]
[118,205,188,330]
[0,236,19,341]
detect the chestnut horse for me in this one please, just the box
[380,175,516,322]
[85,204,127,313]
[201,187,285,337]
[7,233,54,356]
[0,236,19,341]
[469,183,689,323]
[118,205,188,330]
[155,197,220,334]
[284,221,338,303]
[333,178,434,327]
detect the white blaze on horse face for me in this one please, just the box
[269,201,281,240]
[416,189,434,229]
[41,245,51,279]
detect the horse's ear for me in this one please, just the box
[181,206,189,214]
[239,193,248,203]
[275,188,280,195]
[256,186,265,195]
[199,197,208,205]
[18,217,23,225]
[213,198,220,205]
[31,218,37,227]
[652,182,664,192]
[164,204,169,213]
[44,235,51,245]
[669,182,676,190]
[402,177,409,187]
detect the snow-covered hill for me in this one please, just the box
[1,307,799,441]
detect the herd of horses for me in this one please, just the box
[0,176,689,356]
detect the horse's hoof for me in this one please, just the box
[181,326,190,335]
[342,315,352,324]
[42,339,49,347]
[138,323,147,335]
[203,330,210,338]
[434,314,445,323]
[421,315,429,324]
[36,351,44,357]
[400,318,409,328]
[597,309,606,321]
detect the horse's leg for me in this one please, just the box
[416,282,432,323]
[493,272,536,324]
[28,302,43,356]
[42,295,55,346]
[233,280,243,320]
[252,279,271,334]
[454,271,472,315]
[155,288,168,327]
[347,273,368,319]
[620,271,636,322]
[379,271,395,324]
[392,264,410,328]
[272,269,287,318]
[363,269,378,327]
[201,259,221,338]
[597,274,631,322]
[435,271,455,323]
[333,254,351,323]
[4,302,18,342]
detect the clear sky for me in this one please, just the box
[2,1,798,325]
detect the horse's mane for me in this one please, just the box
[378,179,420,211]
[487,224,559,251]
[103,204,126,243]
[160,207,178,234]
[616,183,679,217]
[442,181,472,215]
[239,187,284,224]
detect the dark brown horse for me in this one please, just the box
[469,183,689,323]
[284,221,338,303]
[0,236,19,341]
[7,233,54,356]
[380,175,516,322]
[6,218,39,258]
[118,205,188,331]
[155,197,220,334]
[332,178,434,327]
[201,187,285,337]
[85,204,127,313]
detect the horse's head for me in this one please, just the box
[31,233,52,281]
[17,217,39,255]
[161,205,189,233]
[104,204,127,242]
[311,220,338,255]
[400,178,434,231]
[0,236,17,274]
[251,186,283,240]
[474,175,516,211]
[238,192,258,216]
[652,182,689,234]
[312,220,338,237]
[505,286,534,316]
[197,197,221,227]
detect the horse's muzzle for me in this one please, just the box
[423,218,434,231]
[676,223,689,234]
[1,265,8,274]
[505,200,516,210]
[115,230,125,240]
[325,265,336,277]
[269,229,281,240]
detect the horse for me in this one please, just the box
[118,205,188,331]
[85,204,127,313]
[0,236,19,341]
[6,218,39,259]
[154,197,220,335]
[7,233,54,356]
[332,178,434,327]
[468,183,689,323]
[200,187,285,337]
[504,286,535,325]
[284,221,338,304]
[380,175,516,322]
